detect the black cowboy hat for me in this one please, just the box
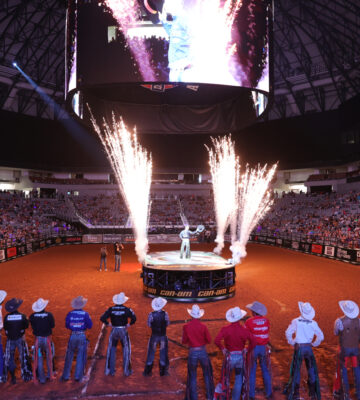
[5,298,23,313]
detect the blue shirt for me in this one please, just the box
[65,309,92,332]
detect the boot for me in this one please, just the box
[159,365,169,376]
[143,364,153,377]
[10,371,16,385]
[293,384,301,400]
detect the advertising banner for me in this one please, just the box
[276,238,283,246]
[17,245,26,256]
[32,241,40,251]
[103,234,123,243]
[336,248,354,262]
[40,241,46,249]
[26,243,33,254]
[0,249,5,261]
[6,247,17,258]
[283,239,292,248]
[83,234,103,244]
[311,244,323,255]
[63,236,82,244]
[357,251,360,263]
[292,241,299,250]
[324,246,335,257]
[299,242,311,253]
[266,237,276,245]
[143,285,235,299]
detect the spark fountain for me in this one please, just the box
[206,136,239,255]
[230,163,277,263]
[90,112,152,262]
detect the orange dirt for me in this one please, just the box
[0,242,358,400]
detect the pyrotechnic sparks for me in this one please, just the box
[206,136,239,255]
[104,0,155,81]
[231,163,277,263]
[90,112,152,263]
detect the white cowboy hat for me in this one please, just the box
[32,298,49,313]
[226,307,247,323]
[0,290,7,304]
[113,292,129,305]
[339,300,359,319]
[152,297,167,311]
[246,301,267,316]
[187,304,204,319]
[71,296,88,309]
[298,301,315,320]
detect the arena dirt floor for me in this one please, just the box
[1,242,359,400]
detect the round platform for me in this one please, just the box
[142,251,236,302]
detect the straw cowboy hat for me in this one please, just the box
[298,301,315,320]
[32,298,49,313]
[5,298,23,313]
[0,290,7,304]
[246,301,267,316]
[187,304,204,319]
[71,296,88,309]
[226,307,247,323]
[113,292,129,305]
[339,300,359,319]
[152,297,167,311]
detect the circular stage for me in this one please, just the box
[142,251,236,302]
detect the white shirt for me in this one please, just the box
[285,316,324,347]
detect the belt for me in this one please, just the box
[189,346,205,351]
[229,350,244,354]
[297,343,311,347]
[71,331,85,335]
[112,326,126,329]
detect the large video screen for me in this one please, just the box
[69,0,270,92]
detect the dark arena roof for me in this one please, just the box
[0,0,359,171]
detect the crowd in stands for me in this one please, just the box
[29,176,110,185]
[1,189,360,249]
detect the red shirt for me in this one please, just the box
[182,318,211,348]
[245,315,270,345]
[215,322,256,352]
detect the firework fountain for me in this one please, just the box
[207,136,239,255]
[90,112,152,263]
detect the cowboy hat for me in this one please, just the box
[246,301,267,316]
[71,296,88,309]
[5,298,23,313]
[152,297,167,311]
[0,290,7,304]
[339,300,359,319]
[32,298,49,313]
[187,304,204,319]
[298,301,315,320]
[226,307,246,323]
[113,292,129,305]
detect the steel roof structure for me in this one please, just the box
[0,0,359,121]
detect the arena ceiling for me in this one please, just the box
[0,0,359,121]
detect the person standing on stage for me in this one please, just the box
[100,292,136,377]
[245,301,272,400]
[333,300,360,399]
[143,297,170,377]
[284,302,324,400]
[3,298,32,384]
[182,304,214,400]
[100,245,108,271]
[114,242,124,272]
[61,296,92,382]
[29,298,55,384]
[0,290,7,383]
[214,306,256,400]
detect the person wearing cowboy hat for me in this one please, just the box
[29,298,55,384]
[245,301,272,400]
[100,292,136,377]
[143,297,170,377]
[333,300,360,399]
[0,290,7,382]
[182,304,214,400]
[61,296,93,382]
[284,302,324,400]
[3,297,32,384]
[214,307,256,400]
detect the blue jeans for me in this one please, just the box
[35,337,53,383]
[62,333,88,381]
[294,345,316,386]
[145,335,168,369]
[249,345,272,397]
[229,352,244,400]
[0,333,4,382]
[105,327,131,376]
[6,338,24,374]
[115,255,121,271]
[186,348,214,400]
[100,257,107,270]
[341,347,360,398]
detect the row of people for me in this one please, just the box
[0,289,359,400]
